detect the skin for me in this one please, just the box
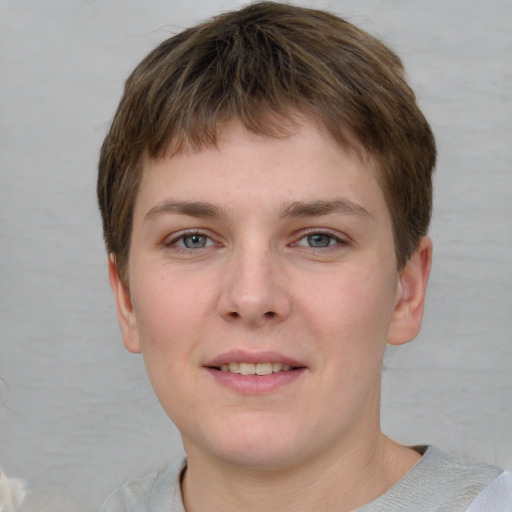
[109,118,432,511]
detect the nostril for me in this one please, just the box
[264,311,276,318]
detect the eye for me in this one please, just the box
[166,232,215,250]
[294,232,345,248]
[182,234,210,249]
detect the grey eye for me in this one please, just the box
[307,234,334,248]
[182,234,208,248]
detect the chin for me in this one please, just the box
[216,444,304,472]
[185,419,312,471]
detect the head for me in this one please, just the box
[99,2,436,472]
[97,1,436,286]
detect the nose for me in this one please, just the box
[218,243,291,328]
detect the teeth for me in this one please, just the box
[272,363,283,372]
[228,362,240,374]
[239,362,255,375]
[218,362,294,375]
[256,363,272,375]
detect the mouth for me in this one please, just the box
[214,362,297,375]
[204,352,306,393]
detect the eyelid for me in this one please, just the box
[161,227,348,250]
[163,229,218,249]
[291,228,348,247]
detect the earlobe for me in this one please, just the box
[388,237,433,346]
[108,255,142,354]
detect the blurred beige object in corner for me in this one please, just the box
[0,468,26,512]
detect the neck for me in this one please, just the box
[181,433,420,512]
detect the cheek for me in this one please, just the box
[131,277,211,415]
[306,268,395,330]
[298,265,397,365]
[131,271,214,360]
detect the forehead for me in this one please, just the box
[134,118,386,222]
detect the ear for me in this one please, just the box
[388,236,433,346]
[108,254,142,353]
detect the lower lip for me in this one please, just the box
[205,368,306,394]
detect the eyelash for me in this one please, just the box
[293,230,348,249]
[163,229,348,252]
[164,231,217,251]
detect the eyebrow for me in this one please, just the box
[279,199,373,220]
[144,198,373,222]
[144,201,227,222]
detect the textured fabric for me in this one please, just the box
[357,447,504,511]
[465,471,512,512]
[100,447,508,511]
[100,461,186,512]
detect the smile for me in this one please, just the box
[219,362,293,375]
[206,353,306,393]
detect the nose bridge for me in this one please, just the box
[219,235,289,325]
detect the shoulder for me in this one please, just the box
[466,470,512,512]
[100,461,186,512]
[359,446,506,511]
[408,446,506,510]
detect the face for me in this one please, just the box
[110,118,430,472]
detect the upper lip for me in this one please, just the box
[204,350,306,368]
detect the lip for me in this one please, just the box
[204,350,307,395]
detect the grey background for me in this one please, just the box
[0,0,511,510]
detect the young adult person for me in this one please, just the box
[97,3,511,510]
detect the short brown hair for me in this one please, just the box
[98,1,436,283]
